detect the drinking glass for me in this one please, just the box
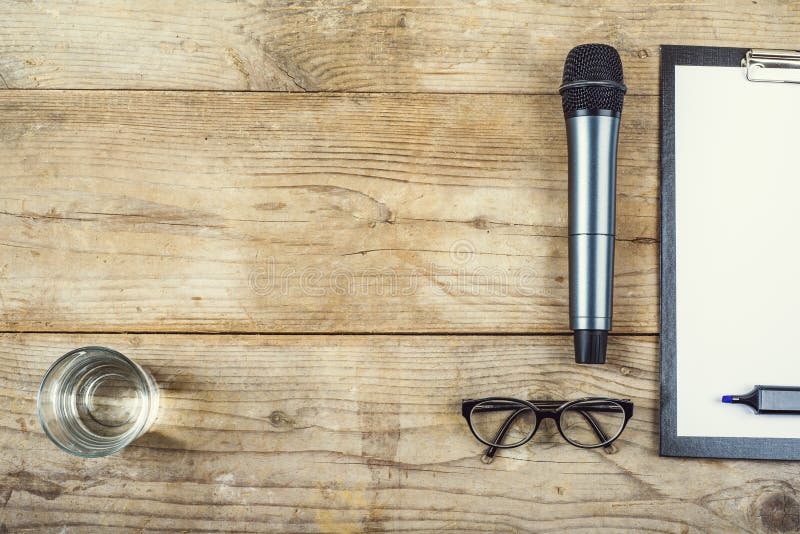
[37,346,159,457]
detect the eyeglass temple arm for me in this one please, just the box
[482,408,609,463]
[471,401,623,414]
[575,409,610,443]
[481,408,528,463]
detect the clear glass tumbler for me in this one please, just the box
[37,346,159,457]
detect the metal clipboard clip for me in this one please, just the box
[742,49,800,83]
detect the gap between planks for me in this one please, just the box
[0,330,659,336]
[0,88,660,97]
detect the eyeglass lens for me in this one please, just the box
[559,399,625,447]
[470,400,536,447]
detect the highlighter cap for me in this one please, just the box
[574,330,607,364]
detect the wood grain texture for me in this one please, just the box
[4,334,800,533]
[0,0,797,93]
[4,2,791,532]
[0,91,657,333]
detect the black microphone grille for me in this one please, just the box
[560,44,625,115]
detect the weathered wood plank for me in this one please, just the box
[0,91,658,333]
[2,334,798,533]
[0,0,796,93]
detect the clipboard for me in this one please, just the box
[660,45,800,460]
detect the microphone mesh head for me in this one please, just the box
[561,44,625,115]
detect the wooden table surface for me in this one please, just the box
[2,2,799,532]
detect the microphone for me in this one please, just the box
[559,44,626,364]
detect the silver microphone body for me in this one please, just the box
[567,113,619,337]
[560,43,625,364]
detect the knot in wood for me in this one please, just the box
[268,410,294,428]
[759,492,800,533]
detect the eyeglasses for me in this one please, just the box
[461,397,634,463]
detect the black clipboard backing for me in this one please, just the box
[660,45,800,460]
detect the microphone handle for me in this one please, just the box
[566,113,619,364]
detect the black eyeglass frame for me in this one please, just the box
[462,397,634,458]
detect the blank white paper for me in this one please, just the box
[675,65,800,438]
